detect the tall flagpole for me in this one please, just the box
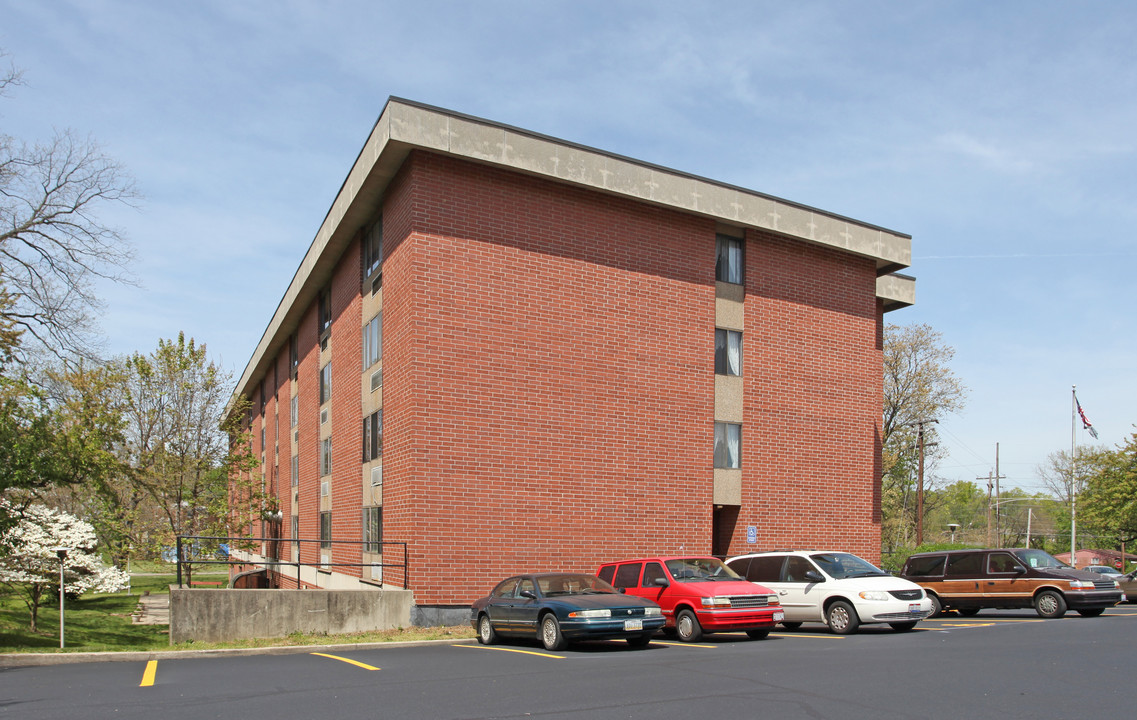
[1071,385,1077,566]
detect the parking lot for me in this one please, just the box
[5,605,1136,720]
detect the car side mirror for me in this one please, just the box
[803,570,823,583]
[653,577,670,587]
[1012,565,1027,574]
[618,587,626,594]
[519,590,537,599]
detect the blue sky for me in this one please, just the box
[2,1,1133,494]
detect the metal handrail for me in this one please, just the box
[174,535,408,590]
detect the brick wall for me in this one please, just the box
[249,149,885,604]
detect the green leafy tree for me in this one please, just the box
[1080,431,1137,546]
[881,323,968,551]
[121,334,259,580]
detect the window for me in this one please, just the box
[362,506,383,553]
[715,234,743,284]
[714,422,742,469]
[290,515,298,542]
[319,512,332,550]
[319,363,332,405]
[715,329,742,376]
[988,552,1021,574]
[613,563,643,589]
[362,409,383,462]
[289,334,299,379]
[259,379,267,412]
[746,556,784,583]
[364,218,383,279]
[642,562,667,588]
[782,556,815,583]
[945,552,983,576]
[362,313,382,369]
[318,288,332,337]
[320,437,332,476]
[905,555,946,577]
[290,395,298,428]
[492,578,520,598]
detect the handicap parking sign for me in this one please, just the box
[746,526,757,544]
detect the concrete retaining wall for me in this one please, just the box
[169,588,412,644]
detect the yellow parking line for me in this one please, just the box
[936,622,997,628]
[650,640,717,649]
[455,644,564,659]
[310,652,380,671]
[768,633,845,639]
[139,660,158,687]
[924,617,1043,623]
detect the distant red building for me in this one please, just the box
[232,98,915,622]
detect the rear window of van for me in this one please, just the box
[905,555,946,577]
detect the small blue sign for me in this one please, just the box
[746,526,757,544]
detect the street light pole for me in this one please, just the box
[52,547,70,649]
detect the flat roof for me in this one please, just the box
[235,97,915,400]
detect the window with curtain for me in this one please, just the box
[714,422,742,469]
[362,409,383,462]
[364,218,383,279]
[362,313,382,369]
[320,512,332,550]
[362,506,383,553]
[715,328,742,376]
[320,436,332,476]
[319,363,332,405]
[715,234,743,284]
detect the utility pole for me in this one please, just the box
[914,419,938,546]
[982,471,994,546]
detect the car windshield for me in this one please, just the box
[537,574,617,596]
[665,557,742,581]
[1012,549,1070,569]
[810,553,888,579]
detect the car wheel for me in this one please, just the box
[958,608,981,617]
[540,613,568,651]
[1077,607,1105,618]
[780,621,803,630]
[826,600,860,635]
[1034,590,1067,619]
[626,633,653,648]
[927,593,943,618]
[477,614,498,645]
[675,609,704,642]
[889,621,918,632]
[745,629,770,640]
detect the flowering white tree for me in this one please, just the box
[0,501,129,631]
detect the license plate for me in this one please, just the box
[773,611,785,622]
[624,619,643,631]
[909,603,921,614]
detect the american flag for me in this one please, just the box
[1075,394,1099,439]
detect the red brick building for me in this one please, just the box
[233,98,915,621]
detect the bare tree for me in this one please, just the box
[0,52,137,361]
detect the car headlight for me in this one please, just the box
[701,596,732,607]
[1069,580,1095,590]
[1114,580,1121,589]
[767,595,780,606]
[568,609,611,618]
[644,607,662,617]
[858,591,891,601]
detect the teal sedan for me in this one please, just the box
[471,572,665,651]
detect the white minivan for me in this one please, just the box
[726,550,933,634]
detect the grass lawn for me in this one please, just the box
[1,572,474,653]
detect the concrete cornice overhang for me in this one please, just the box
[233,97,915,403]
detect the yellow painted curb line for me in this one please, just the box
[310,652,380,670]
[455,644,565,659]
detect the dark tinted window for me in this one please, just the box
[613,563,643,589]
[726,557,750,577]
[745,556,783,583]
[597,565,615,584]
[783,556,816,583]
[516,579,536,598]
[905,555,946,577]
[945,553,984,576]
[643,562,667,587]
